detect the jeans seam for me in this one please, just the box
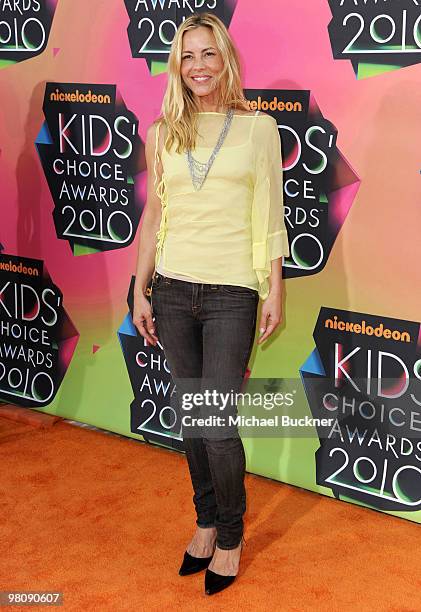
[206,439,245,549]
[240,305,258,377]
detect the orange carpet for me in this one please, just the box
[1,414,420,611]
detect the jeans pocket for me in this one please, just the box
[152,273,161,289]
[152,272,173,290]
[220,284,258,298]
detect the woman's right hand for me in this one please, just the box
[133,292,159,346]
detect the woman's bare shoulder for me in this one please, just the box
[145,118,168,154]
[250,112,278,145]
[146,117,165,138]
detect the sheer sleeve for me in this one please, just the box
[251,115,290,300]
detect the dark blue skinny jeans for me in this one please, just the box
[151,271,259,550]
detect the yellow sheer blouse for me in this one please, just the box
[153,111,290,300]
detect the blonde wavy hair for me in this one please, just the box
[156,12,250,154]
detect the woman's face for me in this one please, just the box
[180,26,224,103]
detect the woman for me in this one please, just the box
[133,12,290,596]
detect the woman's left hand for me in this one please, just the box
[257,290,284,345]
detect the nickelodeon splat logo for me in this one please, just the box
[245,89,360,281]
[123,0,238,74]
[327,0,421,79]
[0,0,58,67]
[324,315,412,343]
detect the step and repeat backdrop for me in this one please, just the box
[0,0,420,523]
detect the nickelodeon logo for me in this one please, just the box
[49,89,111,104]
[248,96,303,112]
[0,260,39,276]
[324,315,411,343]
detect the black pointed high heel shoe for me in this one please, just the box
[179,549,214,576]
[204,536,246,595]
[205,567,236,595]
[179,527,217,576]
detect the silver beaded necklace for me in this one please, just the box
[186,107,234,191]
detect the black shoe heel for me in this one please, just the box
[179,550,213,576]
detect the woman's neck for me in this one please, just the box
[195,95,227,114]
[198,105,228,113]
